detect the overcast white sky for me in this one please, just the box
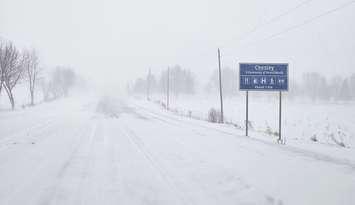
[1,0,355,88]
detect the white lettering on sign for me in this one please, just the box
[255,65,274,71]
[261,77,267,84]
[278,79,285,84]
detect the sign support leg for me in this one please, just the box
[246,91,249,137]
[278,91,282,143]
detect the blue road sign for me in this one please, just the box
[239,63,288,91]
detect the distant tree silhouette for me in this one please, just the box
[338,79,351,101]
[159,65,195,96]
[350,73,355,100]
[205,67,238,97]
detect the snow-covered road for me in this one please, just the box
[1,97,354,205]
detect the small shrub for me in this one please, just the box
[208,108,221,123]
[161,102,167,109]
[310,134,318,142]
[265,126,273,135]
[330,133,346,147]
[245,120,254,130]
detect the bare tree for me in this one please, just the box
[302,72,330,102]
[205,67,237,97]
[159,65,195,96]
[51,67,76,97]
[0,42,4,96]
[39,78,51,101]
[350,73,355,99]
[338,78,351,101]
[0,41,7,96]
[23,49,40,105]
[0,42,24,109]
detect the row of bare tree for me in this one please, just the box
[129,66,355,102]
[0,41,39,109]
[1,39,78,110]
[129,65,196,96]
[41,67,76,101]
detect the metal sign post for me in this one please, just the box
[278,91,282,143]
[246,91,249,137]
[239,63,288,143]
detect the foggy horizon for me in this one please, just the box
[2,0,355,88]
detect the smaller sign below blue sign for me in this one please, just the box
[239,63,288,91]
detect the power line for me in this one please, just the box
[189,1,316,59]
[181,1,324,61]
[241,0,355,48]
[239,0,315,41]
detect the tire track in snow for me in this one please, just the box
[39,120,100,205]
[134,105,266,157]
[76,119,112,205]
[124,109,282,204]
[0,117,56,148]
[0,112,59,138]
[96,119,123,205]
[121,125,193,205]
[0,120,91,205]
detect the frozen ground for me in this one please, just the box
[0,95,355,205]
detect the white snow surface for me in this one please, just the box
[1,95,355,205]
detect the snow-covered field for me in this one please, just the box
[148,93,355,149]
[1,95,355,205]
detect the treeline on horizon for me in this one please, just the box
[128,65,355,102]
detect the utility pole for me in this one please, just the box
[218,48,224,123]
[166,67,170,110]
[147,68,151,101]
